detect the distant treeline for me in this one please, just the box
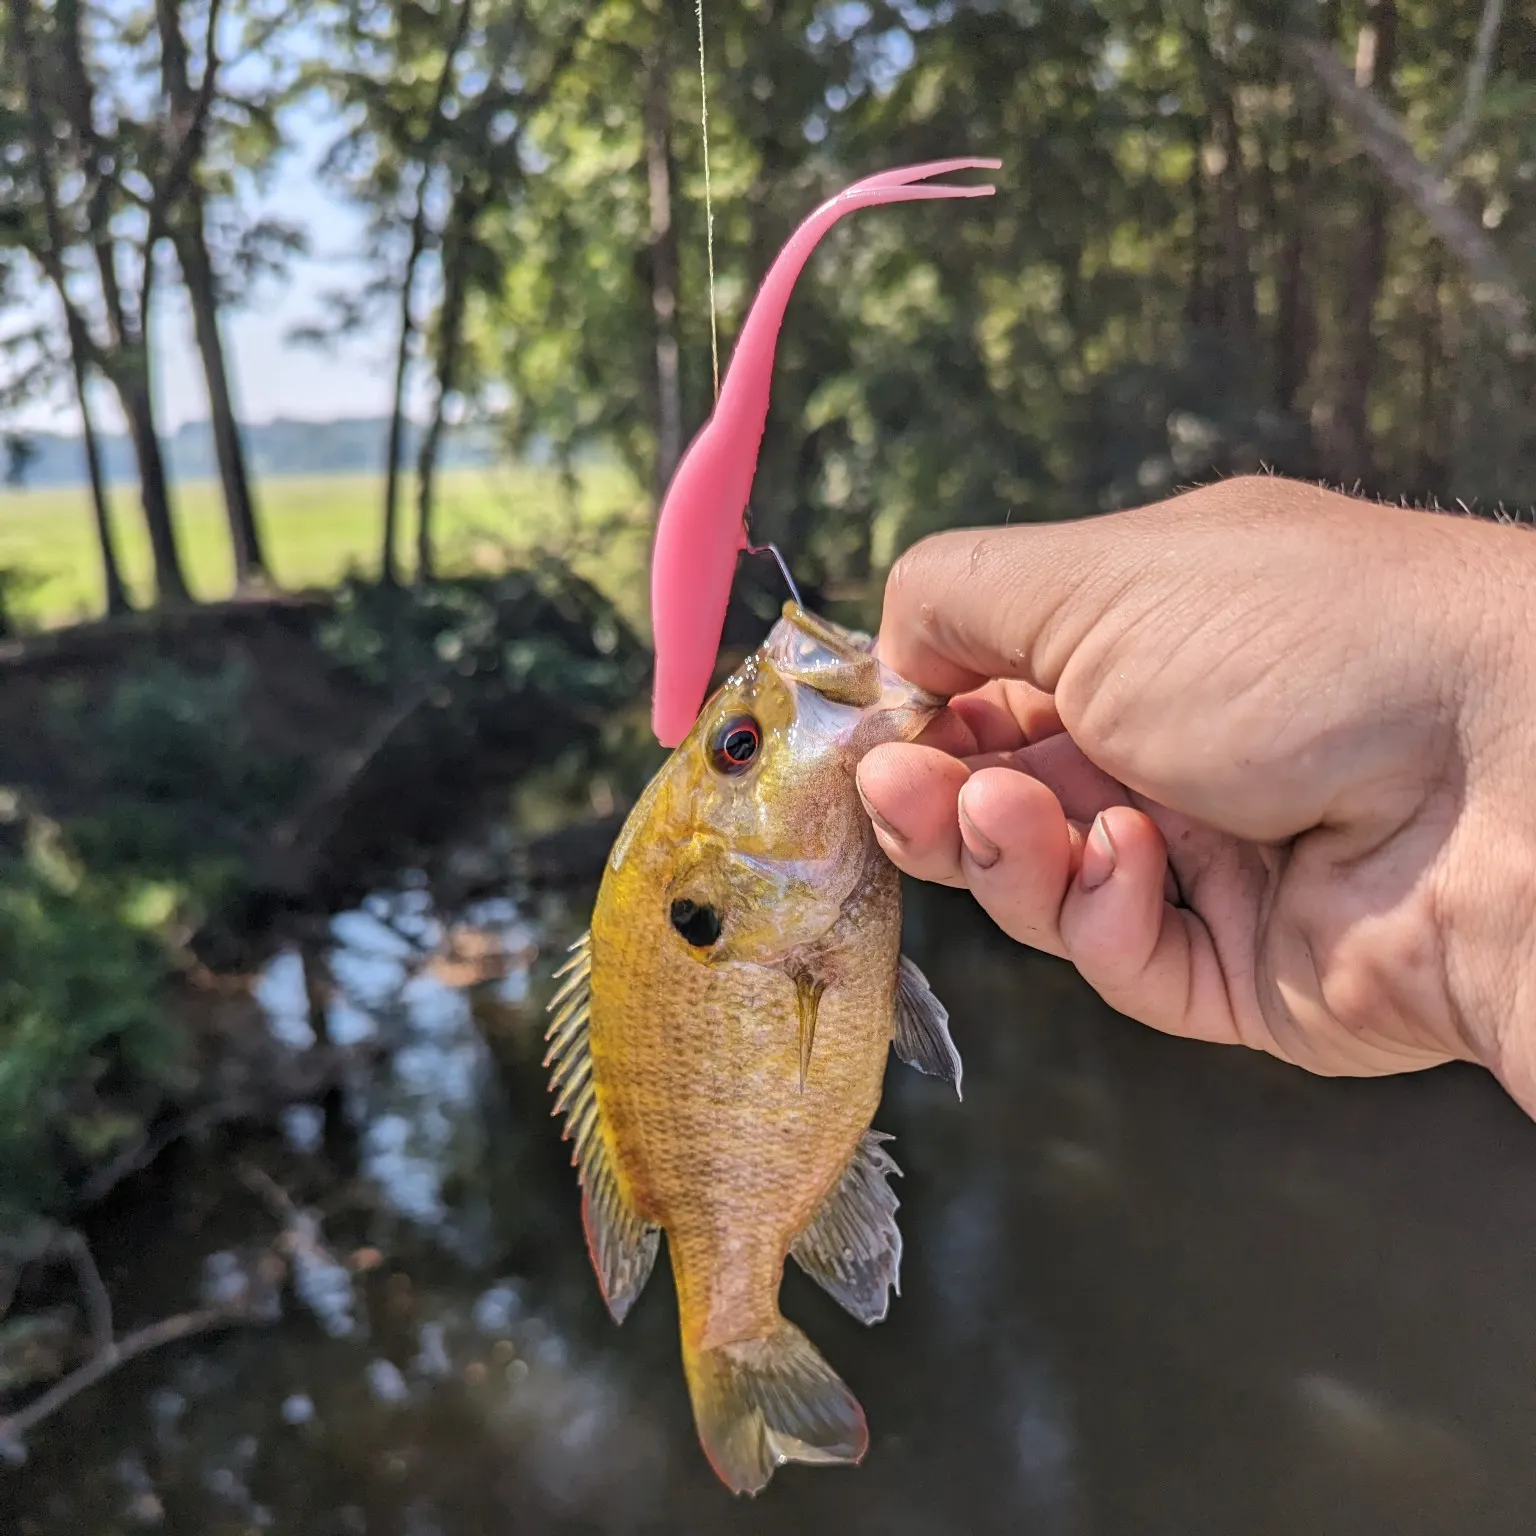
[7,417,514,489]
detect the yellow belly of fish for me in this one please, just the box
[588,907,897,1350]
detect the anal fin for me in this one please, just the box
[545,931,659,1322]
[682,1318,867,1496]
[789,1130,902,1325]
[892,953,962,1098]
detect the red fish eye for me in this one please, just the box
[710,714,761,775]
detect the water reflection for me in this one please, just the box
[6,863,1536,1533]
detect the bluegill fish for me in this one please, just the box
[545,603,962,1494]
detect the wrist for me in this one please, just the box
[1431,516,1536,1108]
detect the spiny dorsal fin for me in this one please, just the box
[892,954,962,1099]
[788,1130,902,1326]
[544,931,659,1322]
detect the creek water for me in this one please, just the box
[5,839,1536,1534]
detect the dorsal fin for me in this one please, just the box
[789,1131,902,1326]
[544,932,660,1322]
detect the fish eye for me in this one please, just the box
[670,898,722,948]
[709,713,761,776]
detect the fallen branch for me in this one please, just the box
[1285,33,1532,353]
[55,1229,112,1355]
[1433,0,1505,176]
[77,1032,383,1209]
[0,1195,302,1461]
[0,1225,111,1351]
[0,1304,257,1457]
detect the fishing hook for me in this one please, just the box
[744,536,803,609]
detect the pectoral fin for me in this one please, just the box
[789,1131,902,1325]
[892,954,962,1099]
[545,933,659,1322]
[793,970,826,1092]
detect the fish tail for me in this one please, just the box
[681,1318,868,1496]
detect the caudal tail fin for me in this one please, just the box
[682,1318,869,1496]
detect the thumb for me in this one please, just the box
[873,504,1176,700]
[874,476,1380,700]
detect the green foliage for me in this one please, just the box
[96,660,279,811]
[0,554,649,1225]
[474,0,1536,628]
[0,823,184,1221]
[0,564,42,637]
[320,562,650,712]
[42,655,306,937]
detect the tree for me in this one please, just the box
[153,0,276,589]
[412,1,583,581]
[2,0,193,604]
[641,2,681,499]
[3,0,305,609]
[413,177,482,582]
[1286,0,1536,497]
[1288,2,1529,342]
[0,0,133,614]
[306,0,478,587]
[306,0,584,584]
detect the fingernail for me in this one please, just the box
[957,795,1000,870]
[1080,813,1116,891]
[857,784,905,846]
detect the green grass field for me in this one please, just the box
[0,465,656,635]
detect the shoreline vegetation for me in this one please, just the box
[0,534,663,1453]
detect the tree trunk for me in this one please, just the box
[1208,95,1257,343]
[381,0,476,587]
[90,215,191,607]
[1273,185,1310,411]
[413,377,447,586]
[175,195,269,589]
[116,368,190,605]
[65,317,131,616]
[413,415,443,584]
[5,0,131,615]
[415,188,477,585]
[1331,0,1399,488]
[381,217,424,589]
[1181,11,1257,343]
[1185,119,1208,329]
[1274,17,1335,416]
[644,36,682,501]
[1414,248,1446,497]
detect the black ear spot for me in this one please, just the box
[670,898,722,949]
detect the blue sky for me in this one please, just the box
[14,100,415,435]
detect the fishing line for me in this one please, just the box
[697,0,803,613]
[695,0,719,399]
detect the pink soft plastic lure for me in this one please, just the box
[648,158,1001,747]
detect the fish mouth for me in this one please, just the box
[768,605,878,678]
[767,602,946,733]
[766,603,877,704]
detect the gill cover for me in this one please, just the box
[649,158,1001,748]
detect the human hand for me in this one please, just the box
[858,476,1536,1115]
